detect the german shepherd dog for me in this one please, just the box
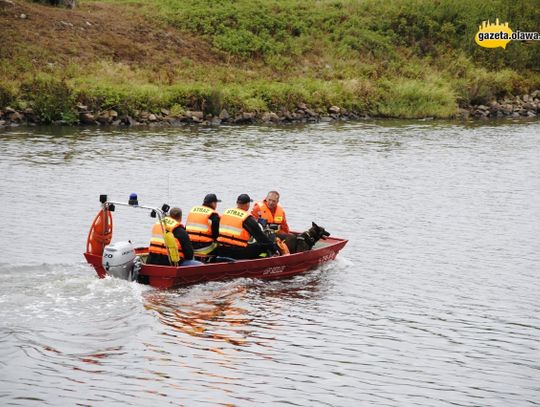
[280,222,331,254]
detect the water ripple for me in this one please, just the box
[1,121,539,405]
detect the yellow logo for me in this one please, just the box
[475,19,513,49]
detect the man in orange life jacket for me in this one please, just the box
[251,190,290,234]
[216,194,278,259]
[185,193,221,252]
[146,207,200,266]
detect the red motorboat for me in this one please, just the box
[84,195,348,289]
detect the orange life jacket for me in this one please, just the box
[254,201,286,231]
[148,217,185,261]
[217,208,251,247]
[186,205,219,243]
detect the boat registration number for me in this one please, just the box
[262,265,286,275]
[317,253,336,265]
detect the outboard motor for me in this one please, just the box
[102,241,139,281]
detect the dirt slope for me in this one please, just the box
[0,0,221,72]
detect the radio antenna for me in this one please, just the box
[167,172,171,203]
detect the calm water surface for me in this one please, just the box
[0,120,539,406]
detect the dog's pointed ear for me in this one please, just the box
[312,221,317,228]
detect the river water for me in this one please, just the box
[0,120,539,406]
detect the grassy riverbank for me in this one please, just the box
[1,0,539,123]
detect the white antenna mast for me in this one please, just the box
[167,172,171,203]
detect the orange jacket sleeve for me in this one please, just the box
[251,202,261,219]
[280,210,290,234]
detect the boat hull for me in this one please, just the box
[84,237,348,289]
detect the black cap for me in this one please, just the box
[203,193,221,204]
[237,193,253,204]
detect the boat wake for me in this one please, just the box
[0,262,157,406]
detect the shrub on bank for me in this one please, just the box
[75,83,174,116]
[376,78,457,118]
[452,68,524,106]
[20,76,76,123]
[0,83,15,108]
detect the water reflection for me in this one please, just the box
[143,271,330,349]
[145,285,251,346]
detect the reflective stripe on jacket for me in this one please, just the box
[186,205,218,243]
[148,217,185,260]
[254,201,285,231]
[217,208,251,247]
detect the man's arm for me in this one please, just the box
[250,202,261,219]
[280,211,290,234]
[209,213,220,240]
[174,226,194,260]
[243,216,272,246]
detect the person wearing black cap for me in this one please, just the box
[185,194,222,253]
[216,194,278,259]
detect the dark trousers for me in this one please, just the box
[215,243,268,260]
[146,252,171,265]
[146,253,201,266]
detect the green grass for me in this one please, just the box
[99,0,539,70]
[376,77,457,118]
[69,78,378,116]
[3,0,540,121]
